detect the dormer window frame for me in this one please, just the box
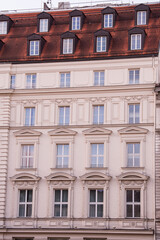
[101,7,117,28]
[37,12,53,33]
[61,31,79,55]
[27,33,46,56]
[135,4,150,26]
[0,15,13,34]
[128,27,146,51]
[69,9,85,31]
[94,29,111,53]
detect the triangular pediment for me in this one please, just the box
[117,172,149,181]
[48,128,77,136]
[10,173,41,182]
[80,172,111,181]
[14,129,42,137]
[118,126,148,135]
[83,127,112,136]
[46,172,76,181]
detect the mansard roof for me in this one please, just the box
[0,3,160,63]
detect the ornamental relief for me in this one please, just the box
[50,180,71,186]
[14,181,36,187]
[122,180,144,186]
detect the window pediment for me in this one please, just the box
[48,128,77,136]
[14,129,42,137]
[135,3,150,12]
[80,172,111,182]
[129,27,146,35]
[83,127,112,136]
[11,173,41,183]
[118,126,148,135]
[46,172,76,185]
[117,172,149,182]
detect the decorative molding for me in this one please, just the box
[48,128,77,136]
[118,126,148,135]
[10,173,41,185]
[14,128,42,137]
[45,172,76,186]
[80,172,111,187]
[83,127,112,136]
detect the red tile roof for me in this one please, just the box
[0,3,160,63]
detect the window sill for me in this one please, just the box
[86,167,108,170]
[16,168,37,171]
[51,168,72,170]
[121,167,144,170]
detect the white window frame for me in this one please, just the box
[93,105,104,124]
[39,18,48,32]
[96,36,107,52]
[21,144,34,169]
[128,103,140,124]
[127,142,140,167]
[137,11,146,25]
[18,189,33,217]
[72,16,81,30]
[60,72,70,87]
[53,189,68,217]
[131,34,141,50]
[89,189,104,217]
[104,14,113,28]
[129,69,140,84]
[0,21,7,34]
[58,106,70,125]
[63,38,73,54]
[26,74,36,88]
[91,143,104,168]
[126,189,141,218]
[24,107,35,126]
[10,75,16,89]
[56,144,69,168]
[94,71,105,86]
[29,40,40,56]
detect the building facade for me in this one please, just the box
[0,2,159,240]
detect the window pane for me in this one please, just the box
[134,190,140,202]
[55,190,61,202]
[90,190,96,202]
[134,205,140,217]
[97,190,103,202]
[62,190,68,202]
[20,190,25,202]
[26,204,32,217]
[97,204,103,217]
[126,190,132,202]
[27,190,32,202]
[89,205,95,217]
[19,204,25,217]
[62,204,68,216]
[54,204,60,217]
[127,205,132,217]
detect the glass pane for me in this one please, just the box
[97,190,103,202]
[90,190,96,202]
[99,106,104,123]
[128,143,133,154]
[99,144,104,155]
[19,204,25,217]
[26,204,32,217]
[25,108,30,126]
[100,71,104,85]
[62,190,68,202]
[126,190,132,202]
[20,190,25,202]
[135,70,139,83]
[57,145,62,155]
[27,190,32,202]
[55,190,61,202]
[127,205,132,217]
[97,204,103,217]
[135,143,140,153]
[134,190,140,202]
[31,108,35,126]
[134,205,140,217]
[62,204,68,216]
[59,107,64,125]
[91,144,97,155]
[63,157,68,167]
[65,107,70,125]
[54,204,60,217]
[57,157,62,167]
[93,106,98,123]
[89,205,95,217]
[91,156,97,167]
[94,72,99,85]
[98,156,103,167]
[64,145,69,155]
[129,70,134,84]
[134,157,140,167]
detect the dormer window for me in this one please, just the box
[94,29,111,53]
[69,9,85,31]
[0,21,7,34]
[27,33,46,56]
[128,27,146,51]
[104,14,113,28]
[72,16,81,30]
[135,4,150,26]
[61,31,78,55]
[37,12,53,32]
[101,7,117,28]
[0,15,13,34]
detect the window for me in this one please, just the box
[56,144,69,168]
[91,144,104,167]
[72,16,81,30]
[127,143,140,167]
[54,189,68,217]
[129,69,139,84]
[19,189,33,217]
[26,74,36,88]
[129,104,140,124]
[96,36,107,52]
[59,106,70,125]
[10,75,15,89]
[126,189,140,218]
[21,145,34,168]
[94,71,104,86]
[137,11,146,25]
[25,107,35,126]
[60,73,70,87]
[104,14,113,28]
[63,39,73,54]
[89,189,103,217]
[39,18,48,32]
[93,105,104,124]
[29,40,40,56]
[0,21,7,34]
[131,34,141,50]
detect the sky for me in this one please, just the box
[0,0,159,11]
